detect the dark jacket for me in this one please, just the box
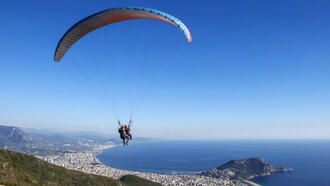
[118,128,126,139]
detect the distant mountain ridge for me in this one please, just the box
[0,125,116,156]
[0,125,33,146]
[0,125,154,156]
[199,157,293,181]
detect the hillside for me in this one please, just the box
[0,149,160,186]
[119,175,162,186]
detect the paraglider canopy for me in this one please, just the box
[54,7,192,62]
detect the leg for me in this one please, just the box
[125,137,129,145]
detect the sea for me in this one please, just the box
[97,140,330,186]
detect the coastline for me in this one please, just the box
[39,144,256,186]
[92,144,119,170]
[93,144,116,158]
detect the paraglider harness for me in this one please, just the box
[118,120,133,145]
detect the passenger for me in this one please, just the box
[125,123,133,140]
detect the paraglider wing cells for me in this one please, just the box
[54,7,192,62]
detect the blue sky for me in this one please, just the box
[1,0,330,139]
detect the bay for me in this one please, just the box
[97,140,330,185]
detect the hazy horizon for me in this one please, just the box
[1,124,328,140]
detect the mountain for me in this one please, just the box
[0,149,161,186]
[199,157,293,180]
[21,127,115,140]
[0,125,117,156]
[0,125,33,146]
